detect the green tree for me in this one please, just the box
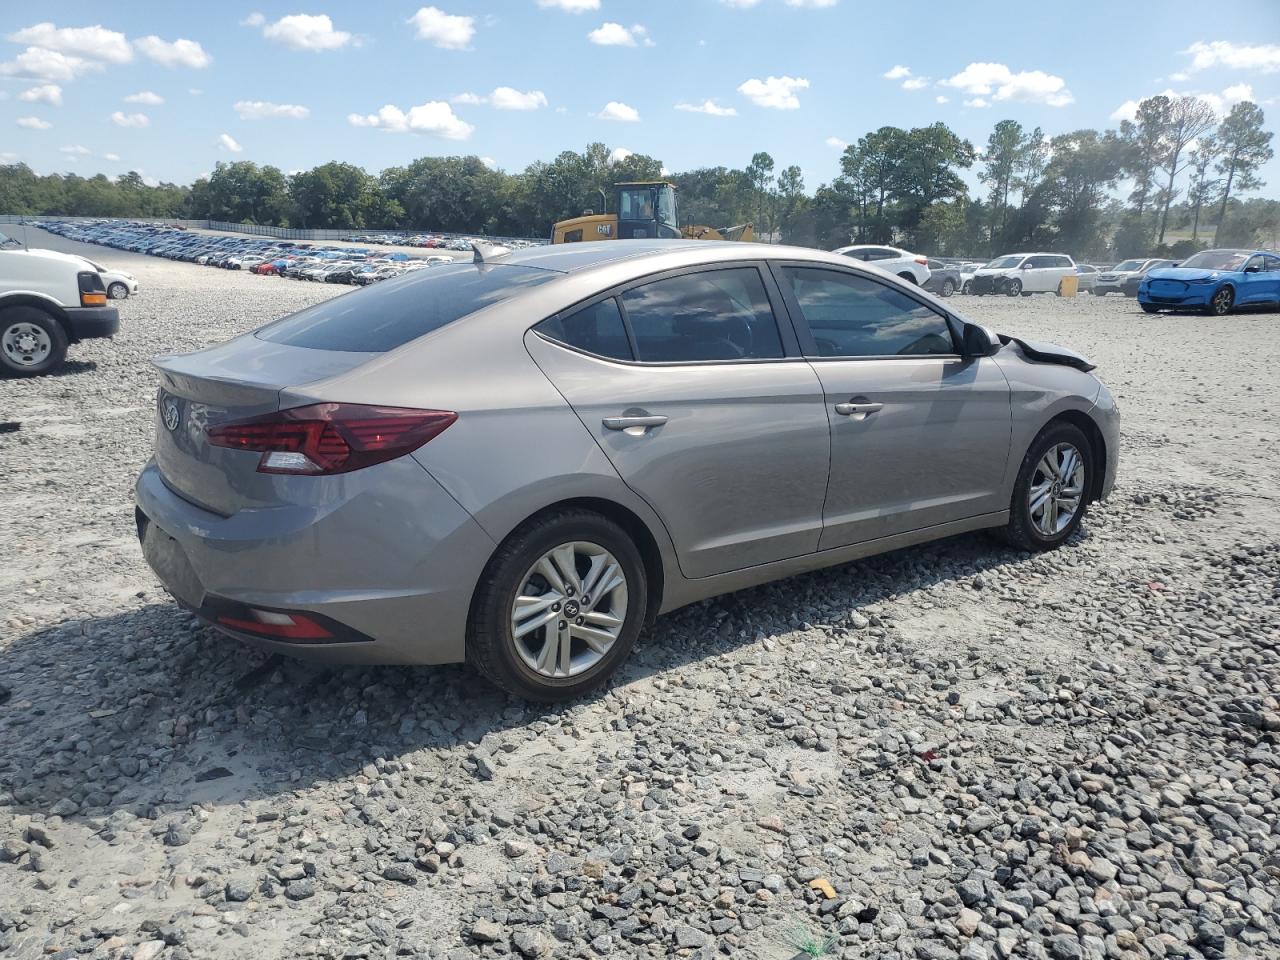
[890,123,974,246]
[1121,97,1172,217]
[775,165,807,242]
[1155,96,1218,245]
[1184,136,1221,242]
[1213,102,1274,245]
[206,161,290,224]
[980,119,1026,244]
[745,151,775,237]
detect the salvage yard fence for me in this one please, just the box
[1,215,547,245]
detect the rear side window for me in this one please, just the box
[620,267,784,362]
[781,267,955,358]
[257,262,557,352]
[536,298,633,361]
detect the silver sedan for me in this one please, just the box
[136,240,1119,701]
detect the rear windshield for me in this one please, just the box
[256,262,558,352]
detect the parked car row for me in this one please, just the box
[340,232,543,251]
[37,220,458,287]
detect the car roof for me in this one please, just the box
[492,239,877,275]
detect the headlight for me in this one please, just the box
[1187,277,1217,284]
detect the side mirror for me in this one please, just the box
[961,323,1000,358]
[1021,262,1033,270]
[1244,265,1261,273]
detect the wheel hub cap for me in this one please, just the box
[510,541,628,679]
[2,322,52,367]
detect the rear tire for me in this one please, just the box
[467,509,648,702]
[0,307,68,378]
[898,272,918,285]
[940,279,955,298]
[997,422,1093,552]
[962,280,973,295]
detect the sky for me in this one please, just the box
[2,1,1279,198]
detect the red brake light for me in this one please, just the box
[915,257,929,265]
[216,609,333,640]
[207,403,457,475]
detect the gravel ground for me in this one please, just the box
[1,231,1278,960]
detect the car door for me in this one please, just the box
[524,264,831,579]
[1022,255,1052,292]
[1238,255,1272,305]
[1264,255,1280,303]
[771,263,1013,550]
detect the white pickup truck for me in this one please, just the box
[0,243,120,376]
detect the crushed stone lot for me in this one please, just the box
[1,231,1278,960]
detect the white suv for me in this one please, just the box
[0,244,120,376]
[969,253,1077,297]
[831,244,931,286]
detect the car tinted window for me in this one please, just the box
[621,267,784,363]
[781,267,955,358]
[257,262,557,352]
[536,297,632,361]
[1264,256,1280,272]
[1053,256,1073,268]
[864,248,897,261]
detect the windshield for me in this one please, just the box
[1113,259,1143,272]
[618,187,657,221]
[1179,250,1251,271]
[985,256,1023,269]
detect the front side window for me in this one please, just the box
[536,298,632,361]
[1244,255,1265,272]
[656,187,676,225]
[618,188,656,222]
[781,267,955,359]
[621,267,784,362]
[986,255,1023,270]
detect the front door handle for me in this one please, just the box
[603,414,668,432]
[834,402,883,416]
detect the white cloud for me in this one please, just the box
[59,144,90,155]
[1169,71,1189,82]
[7,22,133,63]
[103,152,121,161]
[347,102,474,139]
[125,90,163,105]
[0,152,16,162]
[587,23,653,47]
[883,65,912,79]
[597,100,639,121]
[234,100,310,119]
[941,62,1073,107]
[480,156,497,168]
[134,36,212,69]
[0,47,101,83]
[1183,40,1280,74]
[675,99,737,116]
[452,92,485,104]
[111,111,149,128]
[737,75,809,110]
[902,77,928,91]
[407,7,475,50]
[785,0,838,5]
[16,116,52,129]
[1222,82,1255,103]
[936,95,949,104]
[189,88,202,96]
[825,136,847,149]
[219,133,243,152]
[1112,83,1258,123]
[19,84,62,105]
[242,12,266,27]
[537,0,599,9]
[608,146,633,163]
[261,14,353,52]
[490,87,548,110]
[964,98,989,108]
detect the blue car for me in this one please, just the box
[1139,248,1280,316]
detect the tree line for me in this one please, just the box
[1,96,1274,258]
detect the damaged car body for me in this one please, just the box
[136,240,1119,701]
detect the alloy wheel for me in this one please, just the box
[1211,287,1233,316]
[510,541,628,679]
[1005,279,1022,297]
[2,322,52,368]
[1028,442,1085,538]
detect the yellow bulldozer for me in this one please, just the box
[550,180,754,244]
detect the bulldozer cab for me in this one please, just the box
[614,182,681,240]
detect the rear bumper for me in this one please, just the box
[134,458,496,665]
[64,305,119,341]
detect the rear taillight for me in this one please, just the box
[77,270,107,307]
[914,257,929,266]
[217,608,333,640]
[206,403,457,476]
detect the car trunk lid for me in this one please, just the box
[151,335,376,516]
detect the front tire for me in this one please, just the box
[0,307,68,378]
[997,422,1093,552]
[107,282,129,300]
[1206,286,1234,316]
[1005,278,1022,297]
[939,279,955,298]
[467,509,648,702]
[1140,303,1159,314]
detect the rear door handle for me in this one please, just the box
[834,402,883,416]
[603,414,668,431]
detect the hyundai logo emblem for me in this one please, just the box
[160,393,181,432]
